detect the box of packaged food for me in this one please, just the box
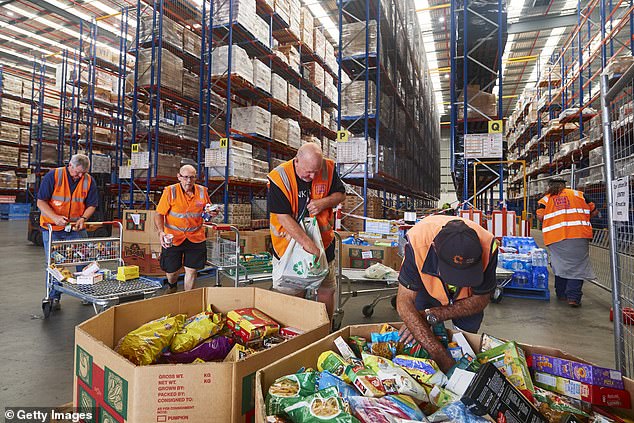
[476,341,534,394]
[534,371,631,408]
[531,353,624,390]
[227,308,281,343]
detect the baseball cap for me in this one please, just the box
[433,220,484,287]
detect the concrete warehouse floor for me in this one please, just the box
[0,220,617,407]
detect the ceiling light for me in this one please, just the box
[438,17,445,23]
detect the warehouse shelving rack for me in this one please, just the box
[449,0,507,212]
[336,0,440,229]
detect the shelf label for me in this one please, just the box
[130,152,150,169]
[131,143,140,153]
[464,133,503,159]
[613,177,629,222]
[205,147,227,167]
[26,168,32,175]
[219,138,228,148]
[336,130,349,142]
[336,137,367,164]
[488,120,503,134]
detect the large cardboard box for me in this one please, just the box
[74,288,330,423]
[340,243,402,270]
[122,241,164,276]
[255,325,634,423]
[220,230,272,254]
[122,209,161,244]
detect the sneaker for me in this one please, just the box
[52,299,61,311]
[568,300,581,308]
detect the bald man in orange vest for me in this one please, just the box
[397,216,498,372]
[268,143,346,317]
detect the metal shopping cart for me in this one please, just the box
[42,222,162,318]
[491,267,516,303]
[205,224,244,287]
[331,232,400,331]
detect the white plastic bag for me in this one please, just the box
[272,217,329,293]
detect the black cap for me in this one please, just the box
[549,177,566,184]
[433,220,483,287]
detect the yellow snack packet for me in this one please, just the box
[116,314,186,365]
[170,307,224,353]
[317,351,352,383]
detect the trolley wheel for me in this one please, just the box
[42,299,52,319]
[491,287,503,303]
[331,311,344,331]
[391,295,397,309]
[362,305,375,317]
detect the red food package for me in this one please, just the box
[226,308,280,343]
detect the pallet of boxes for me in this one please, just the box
[73,287,330,422]
[256,323,634,422]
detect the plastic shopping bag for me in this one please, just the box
[272,217,329,293]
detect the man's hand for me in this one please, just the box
[398,325,416,345]
[54,215,68,227]
[73,217,86,231]
[159,231,171,249]
[306,199,326,216]
[303,239,321,257]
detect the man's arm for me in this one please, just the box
[74,206,97,231]
[154,212,172,249]
[37,199,68,227]
[425,293,490,323]
[307,192,346,216]
[273,213,321,256]
[396,284,455,372]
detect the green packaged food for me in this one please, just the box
[318,351,351,383]
[347,336,368,358]
[362,353,428,402]
[266,371,319,416]
[284,386,359,422]
[345,365,386,398]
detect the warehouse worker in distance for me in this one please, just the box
[268,143,346,318]
[536,178,598,307]
[37,154,98,310]
[396,215,498,372]
[155,165,215,293]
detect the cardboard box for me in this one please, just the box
[477,341,534,394]
[462,363,547,422]
[220,230,271,254]
[340,243,402,271]
[122,209,161,244]
[531,353,624,390]
[122,242,164,276]
[74,288,330,423]
[534,372,631,408]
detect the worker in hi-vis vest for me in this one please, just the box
[397,216,499,372]
[37,154,98,310]
[267,143,346,318]
[155,164,216,293]
[536,178,597,307]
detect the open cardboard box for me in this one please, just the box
[73,287,330,423]
[255,323,634,423]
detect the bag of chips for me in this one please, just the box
[284,386,358,423]
[347,336,368,358]
[318,351,352,383]
[266,372,319,416]
[170,308,224,353]
[345,365,386,398]
[116,314,186,365]
[160,336,233,364]
[393,355,447,386]
[362,354,428,402]
[348,395,425,423]
[226,308,280,343]
[318,371,360,400]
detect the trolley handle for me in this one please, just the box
[204,223,234,231]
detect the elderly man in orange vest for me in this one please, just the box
[396,215,499,372]
[155,165,212,293]
[268,143,346,318]
[536,178,598,307]
[37,154,98,309]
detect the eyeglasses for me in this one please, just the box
[178,174,196,180]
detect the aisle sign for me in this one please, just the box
[336,130,349,142]
[130,151,150,169]
[612,177,630,222]
[219,137,228,148]
[464,133,503,159]
[336,137,367,163]
[131,143,140,153]
[205,145,227,167]
[488,120,503,134]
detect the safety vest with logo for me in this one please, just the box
[406,215,496,306]
[268,158,336,258]
[162,184,208,245]
[40,167,92,231]
[538,188,593,245]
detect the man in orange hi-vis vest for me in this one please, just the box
[37,154,99,310]
[396,216,498,372]
[155,165,214,293]
[268,143,346,318]
[536,178,598,307]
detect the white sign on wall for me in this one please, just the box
[464,133,503,159]
[613,177,630,222]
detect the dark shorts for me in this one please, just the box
[160,239,207,273]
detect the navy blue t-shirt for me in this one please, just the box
[37,168,99,211]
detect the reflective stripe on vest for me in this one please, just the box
[543,208,590,221]
[165,223,203,233]
[40,167,91,230]
[540,188,593,245]
[542,220,592,233]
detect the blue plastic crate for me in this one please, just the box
[0,203,30,214]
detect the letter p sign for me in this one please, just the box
[336,130,349,142]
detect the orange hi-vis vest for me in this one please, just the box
[538,188,593,245]
[162,184,207,245]
[268,158,336,258]
[40,167,92,231]
[406,215,496,306]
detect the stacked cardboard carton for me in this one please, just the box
[212,45,253,84]
[232,106,271,138]
[121,209,163,276]
[137,48,183,93]
[253,60,272,93]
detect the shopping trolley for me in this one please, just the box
[42,221,162,318]
[491,267,516,303]
[331,232,400,331]
[205,223,244,287]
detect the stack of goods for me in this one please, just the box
[213,0,256,28]
[264,324,630,422]
[272,115,290,144]
[136,48,183,93]
[49,240,119,266]
[208,139,254,180]
[0,171,20,190]
[253,60,272,94]
[272,73,288,104]
[341,20,377,57]
[231,106,271,138]
[138,14,183,47]
[212,45,253,84]
[182,70,199,100]
[183,27,202,56]
[499,236,549,290]
[341,81,377,117]
[457,84,497,118]
[116,307,302,365]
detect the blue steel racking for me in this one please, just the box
[337,0,441,226]
[449,0,507,212]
